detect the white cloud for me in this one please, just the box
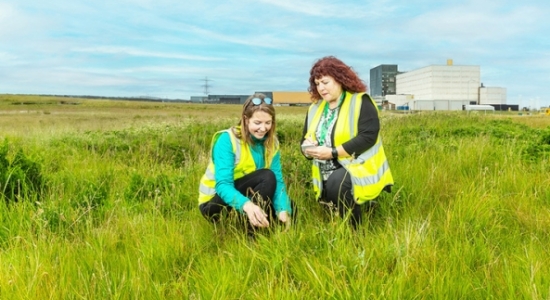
[0,2,15,19]
[404,3,548,42]
[72,46,225,61]
[0,51,18,63]
[0,3,47,39]
[256,0,396,18]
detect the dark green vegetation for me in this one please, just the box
[1,95,550,299]
[0,141,43,202]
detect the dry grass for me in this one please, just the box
[0,94,308,137]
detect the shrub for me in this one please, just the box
[0,140,44,202]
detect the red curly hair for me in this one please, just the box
[307,56,367,101]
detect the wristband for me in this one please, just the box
[331,147,338,159]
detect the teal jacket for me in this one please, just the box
[212,132,292,214]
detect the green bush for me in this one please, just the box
[0,140,44,201]
[523,127,550,162]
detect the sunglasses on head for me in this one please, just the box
[251,97,272,105]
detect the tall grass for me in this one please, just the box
[1,96,550,299]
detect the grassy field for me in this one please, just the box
[1,94,550,299]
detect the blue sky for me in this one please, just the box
[1,0,549,108]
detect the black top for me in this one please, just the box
[301,93,380,159]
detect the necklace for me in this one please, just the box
[318,93,344,146]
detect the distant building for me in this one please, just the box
[190,91,311,105]
[397,60,481,102]
[479,86,506,105]
[190,94,248,104]
[385,94,414,109]
[370,64,399,97]
[253,91,310,105]
[190,96,207,103]
[392,59,511,111]
[271,91,310,105]
[379,60,513,111]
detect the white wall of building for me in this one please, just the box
[397,65,481,101]
[410,100,471,111]
[479,87,507,104]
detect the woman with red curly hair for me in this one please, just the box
[301,56,393,229]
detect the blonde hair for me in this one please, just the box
[233,93,277,162]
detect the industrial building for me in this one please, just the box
[190,91,311,105]
[374,60,515,111]
[397,61,480,102]
[479,86,507,105]
[190,94,248,104]
[369,65,400,97]
[270,91,311,105]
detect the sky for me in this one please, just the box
[1,0,549,108]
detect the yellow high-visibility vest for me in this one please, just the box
[305,92,393,204]
[198,127,278,204]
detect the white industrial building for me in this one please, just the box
[479,87,507,105]
[384,60,508,111]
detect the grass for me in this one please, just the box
[1,94,550,299]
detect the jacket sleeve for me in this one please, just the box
[270,151,292,215]
[212,132,249,212]
[340,94,380,157]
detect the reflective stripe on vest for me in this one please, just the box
[198,129,239,201]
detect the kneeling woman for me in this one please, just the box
[198,93,293,231]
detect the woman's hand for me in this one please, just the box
[278,211,291,231]
[243,201,269,228]
[304,138,317,146]
[301,139,318,158]
[306,146,332,160]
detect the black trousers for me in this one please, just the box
[199,169,279,224]
[323,167,363,229]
